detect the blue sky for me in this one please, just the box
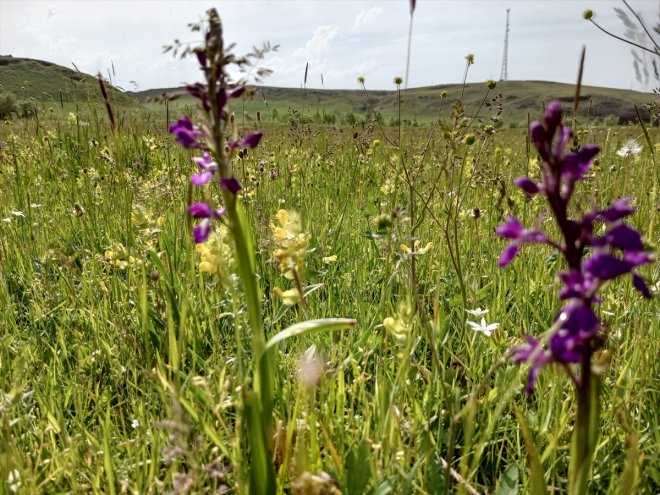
[1,0,658,92]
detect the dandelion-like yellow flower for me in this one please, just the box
[196,225,235,289]
[270,209,311,280]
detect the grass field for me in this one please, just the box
[0,31,659,495]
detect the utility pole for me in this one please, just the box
[500,8,510,81]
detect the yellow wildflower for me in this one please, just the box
[273,287,300,306]
[196,225,235,289]
[270,209,311,280]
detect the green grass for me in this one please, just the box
[0,79,658,494]
[0,55,137,106]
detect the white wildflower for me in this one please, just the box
[467,317,500,337]
[465,307,489,317]
[7,469,21,493]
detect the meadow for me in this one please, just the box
[1,22,659,495]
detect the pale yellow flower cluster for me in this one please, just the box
[383,301,413,342]
[196,225,235,289]
[270,209,311,280]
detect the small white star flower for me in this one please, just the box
[131,419,140,429]
[465,307,489,317]
[10,210,25,217]
[467,317,500,337]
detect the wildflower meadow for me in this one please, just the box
[0,4,658,495]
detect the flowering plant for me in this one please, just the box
[166,10,355,493]
[497,101,653,494]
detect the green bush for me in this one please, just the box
[0,91,17,119]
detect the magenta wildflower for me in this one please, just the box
[498,101,654,394]
[169,115,203,148]
[191,153,218,185]
[220,177,242,195]
[228,131,264,149]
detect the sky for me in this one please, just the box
[1,0,659,92]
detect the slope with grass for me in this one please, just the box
[0,55,137,106]
[136,80,654,126]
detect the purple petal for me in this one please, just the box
[496,216,523,239]
[193,219,212,243]
[196,50,207,68]
[601,224,644,251]
[220,177,242,195]
[529,122,547,158]
[558,269,596,299]
[623,250,654,268]
[188,202,214,218]
[510,336,552,394]
[242,131,264,148]
[632,273,652,299]
[498,243,519,267]
[169,115,201,149]
[544,101,563,133]
[550,303,600,363]
[563,144,599,181]
[584,253,631,280]
[514,176,541,195]
[192,153,216,170]
[599,199,635,222]
[191,171,213,186]
[227,86,246,99]
[217,89,227,112]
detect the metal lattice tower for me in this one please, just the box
[500,8,510,81]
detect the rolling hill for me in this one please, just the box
[0,55,653,125]
[0,55,137,106]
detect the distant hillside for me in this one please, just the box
[0,55,652,124]
[134,80,653,125]
[0,55,137,106]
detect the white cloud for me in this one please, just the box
[354,7,383,27]
[294,25,339,59]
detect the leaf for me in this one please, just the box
[346,440,372,495]
[514,407,548,495]
[244,392,276,495]
[262,318,356,356]
[497,464,519,495]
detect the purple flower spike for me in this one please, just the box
[228,131,264,149]
[169,115,203,148]
[220,177,242,195]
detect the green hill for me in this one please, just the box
[0,55,652,125]
[0,55,137,106]
[135,80,653,126]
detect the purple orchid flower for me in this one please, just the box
[498,101,654,394]
[188,202,225,243]
[191,153,219,186]
[228,131,264,150]
[169,115,203,148]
